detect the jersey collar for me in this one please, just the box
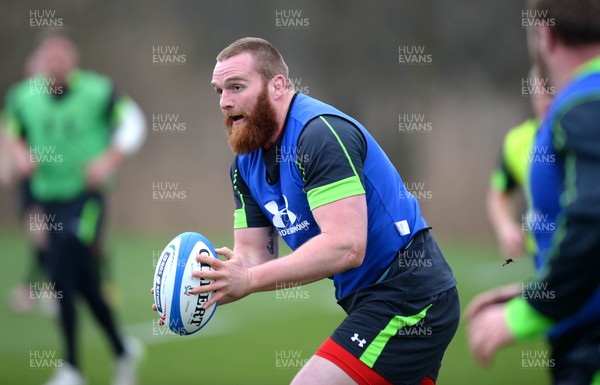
[574,55,600,80]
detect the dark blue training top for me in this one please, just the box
[231,93,455,299]
[528,56,600,338]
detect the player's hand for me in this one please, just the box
[149,287,164,326]
[85,148,124,189]
[498,222,525,259]
[465,283,521,322]
[12,139,36,178]
[191,247,252,309]
[467,302,514,366]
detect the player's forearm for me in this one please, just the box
[486,189,517,234]
[248,231,365,293]
[104,146,126,168]
[234,247,277,268]
[7,136,35,177]
[234,227,279,267]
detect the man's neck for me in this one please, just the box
[268,90,296,147]
[552,43,600,91]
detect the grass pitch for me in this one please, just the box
[0,230,551,385]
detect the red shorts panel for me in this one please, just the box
[316,338,436,385]
[316,337,393,385]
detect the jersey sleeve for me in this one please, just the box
[490,128,522,193]
[490,157,518,193]
[297,115,366,211]
[230,156,272,229]
[3,86,24,139]
[521,98,600,322]
[109,93,146,155]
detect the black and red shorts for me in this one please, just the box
[316,231,460,385]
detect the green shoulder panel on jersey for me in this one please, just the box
[307,176,365,211]
[490,168,510,192]
[305,116,365,211]
[111,95,133,125]
[490,118,540,256]
[489,119,537,193]
[502,118,538,189]
[574,55,600,81]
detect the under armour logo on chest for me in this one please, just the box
[264,195,297,229]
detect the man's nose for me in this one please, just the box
[219,90,234,111]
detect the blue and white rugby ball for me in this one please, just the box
[153,232,219,335]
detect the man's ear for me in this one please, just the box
[270,75,287,98]
[537,25,556,56]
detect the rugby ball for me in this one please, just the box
[153,232,219,335]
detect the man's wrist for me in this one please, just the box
[246,265,258,294]
[504,296,554,341]
[108,146,126,168]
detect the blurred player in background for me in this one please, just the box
[467,0,600,384]
[487,67,551,266]
[476,68,553,346]
[3,30,146,385]
[175,37,458,385]
[2,46,53,315]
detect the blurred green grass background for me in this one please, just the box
[0,230,552,385]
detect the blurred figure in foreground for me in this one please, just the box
[468,1,600,384]
[3,30,146,385]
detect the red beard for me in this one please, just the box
[225,85,279,154]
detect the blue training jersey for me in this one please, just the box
[528,56,600,338]
[232,93,455,299]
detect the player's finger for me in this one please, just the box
[190,282,219,295]
[474,337,492,367]
[151,287,154,294]
[468,312,496,367]
[152,303,157,311]
[196,253,222,267]
[191,269,218,280]
[215,247,234,260]
[202,292,221,309]
[467,316,485,365]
